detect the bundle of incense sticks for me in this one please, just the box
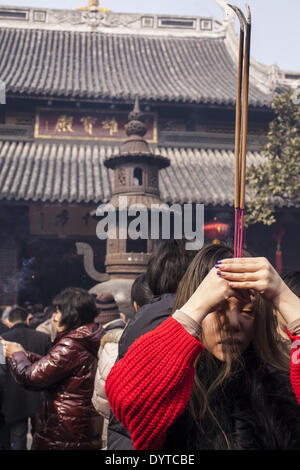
[228,4,251,258]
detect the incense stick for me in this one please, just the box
[238,5,251,258]
[228,4,251,258]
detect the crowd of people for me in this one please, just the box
[0,240,300,450]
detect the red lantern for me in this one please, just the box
[204,222,230,242]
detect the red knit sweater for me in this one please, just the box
[105,317,300,450]
[287,329,300,405]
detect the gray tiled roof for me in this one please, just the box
[0,140,265,206]
[0,27,273,107]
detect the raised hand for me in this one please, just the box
[180,266,251,324]
[216,257,300,324]
[0,339,26,358]
[215,257,285,303]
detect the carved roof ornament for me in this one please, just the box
[76,3,141,29]
[104,97,170,170]
[76,0,111,12]
[89,0,99,8]
[119,95,152,158]
[125,95,147,138]
[215,0,235,22]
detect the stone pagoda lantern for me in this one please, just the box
[103,96,170,278]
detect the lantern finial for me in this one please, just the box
[76,0,111,12]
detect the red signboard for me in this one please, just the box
[34,108,157,143]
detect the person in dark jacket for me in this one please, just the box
[0,306,51,450]
[107,239,196,450]
[1,307,12,331]
[0,307,10,449]
[118,240,196,359]
[1,287,104,450]
[0,308,9,336]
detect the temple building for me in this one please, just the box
[0,0,299,307]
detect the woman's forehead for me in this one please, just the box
[227,296,255,307]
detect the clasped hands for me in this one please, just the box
[0,338,26,358]
[181,257,299,325]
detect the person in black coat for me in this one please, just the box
[0,306,51,450]
[0,322,9,336]
[0,308,9,449]
[107,239,196,450]
[0,307,10,336]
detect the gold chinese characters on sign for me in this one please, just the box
[80,116,97,135]
[35,108,157,143]
[56,115,74,133]
[102,118,118,136]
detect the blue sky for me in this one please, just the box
[2,0,300,72]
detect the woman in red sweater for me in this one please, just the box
[106,244,300,450]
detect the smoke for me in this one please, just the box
[18,257,36,290]
[0,257,36,295]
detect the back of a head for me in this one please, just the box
[281,271,300,298]
[52,287,98,331]
[146,239,196,296]
[8,306,28,324]
[33,304,44,314]
[23,301,34,314]
[131,273,153,309]
[94,292,121,326]
[44,305,56,318]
